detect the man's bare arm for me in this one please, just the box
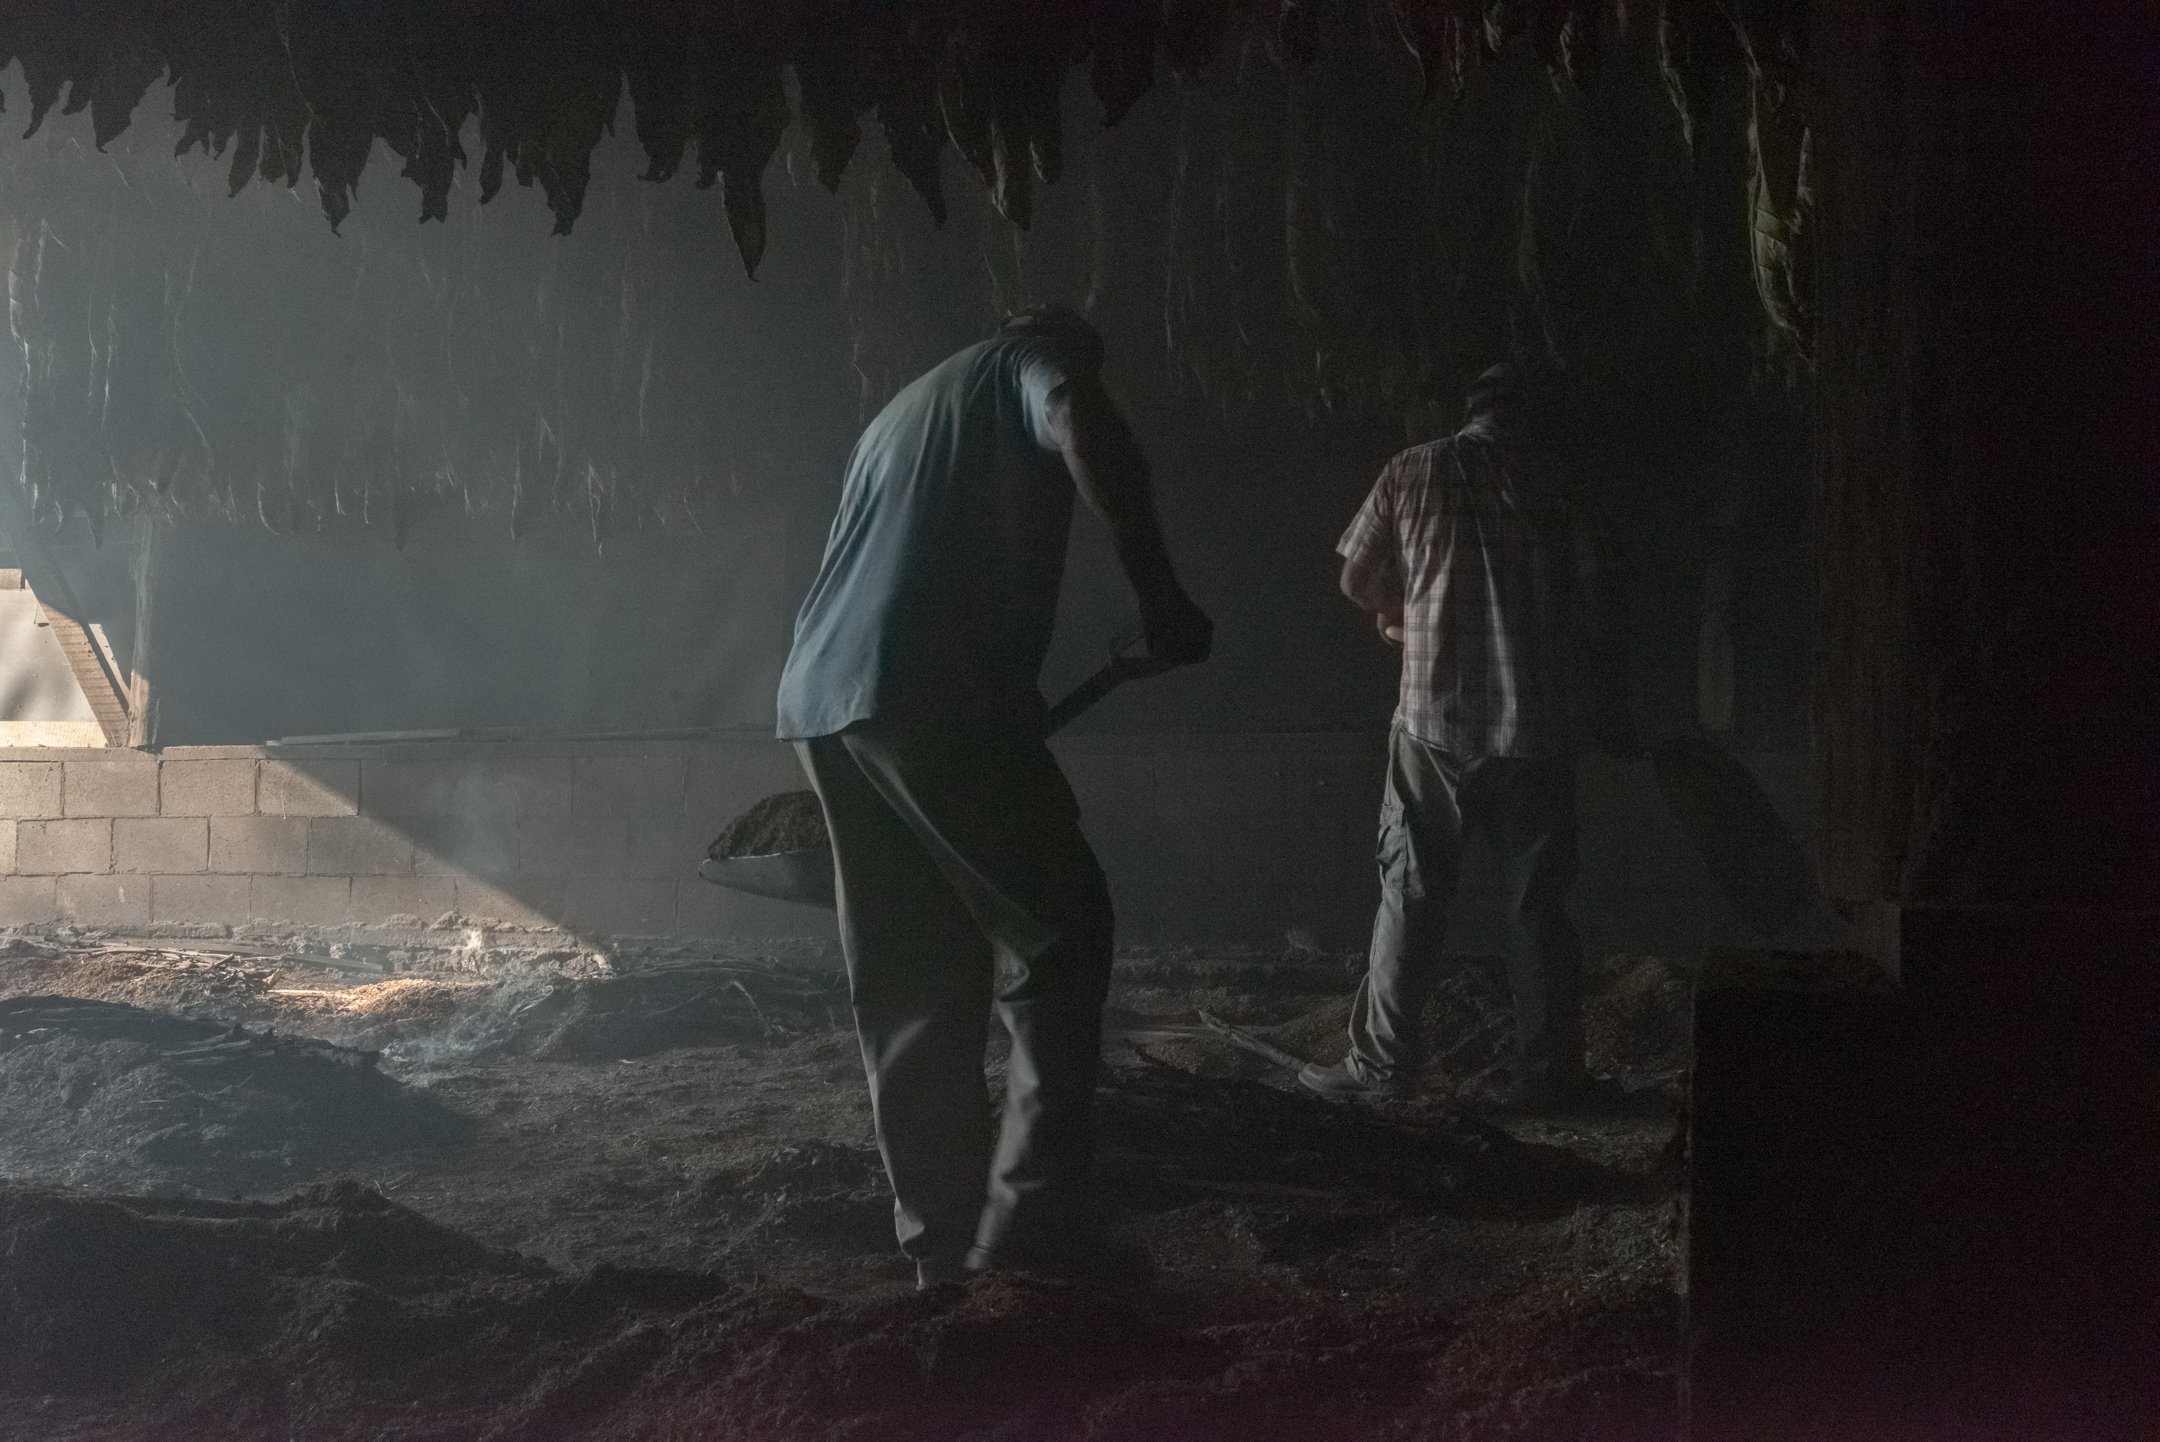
[1336,559,1404,646]
[1338,556,1400,613]
[1048,379,1212,665]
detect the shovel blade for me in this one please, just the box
[1647,734,1819,939]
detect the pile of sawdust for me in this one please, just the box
[709,790,829,858]
[0,998,466,1192]
[1232,953,1690,1100]
[1582,955,1692,1082]
[0,1180,1671,1442]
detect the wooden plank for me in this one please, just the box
[27,597,131,747]
[0,720,110,747]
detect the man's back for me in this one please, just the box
[777,334,1088,740]
[1338,421,1579,758]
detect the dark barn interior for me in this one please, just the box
[0,3,2151,1439]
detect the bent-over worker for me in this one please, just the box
[1300,363,1616,1111]
[775,306,1212,1288]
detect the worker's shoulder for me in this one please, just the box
[1379,435,1462,485]
[920,335,1068,394]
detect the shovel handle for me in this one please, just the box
[1046,620,1158,734]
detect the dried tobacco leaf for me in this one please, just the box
[870,12,950,223]
[1088,0,1159,126]
[1163,0,1234,77]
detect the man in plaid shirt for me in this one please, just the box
[1301,363,1606,1108]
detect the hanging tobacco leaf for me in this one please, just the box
[868,13,949,223]
[1386,0,1460,102]
[1483,0,1528,54]
[295,13,376,232]
[693,33,789,277]
[392,65,476,224]
[82,28,161,151]
[793,3,867,194]
[986,50,1045,227]
[224,125,260,195]
[1558,0,1601,90]
[623,22,694,184]
[1163,0,1235,77]
[1088,0,1159,126]
[938,37,999,201]
[1270,0,1322,71]
[795,49,865,193]
[1023,57,1069,186]
[1742,20,1811,363]
[472,12,618,233]
[1656,0,1726,161]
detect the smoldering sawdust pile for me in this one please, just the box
[708,789,829,859]
[0,941,1687,1440]
[0,996,467,1191]
[0,1179,1671,1442]
[1134,952,1693,1103]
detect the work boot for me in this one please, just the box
[1297,1055,1414,1102]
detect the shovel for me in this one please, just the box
[700,622,1158,910]
[1644,731,1822,941]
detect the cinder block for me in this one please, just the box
[0,821,13,873]
[518,815,630,877]
[358,760,460,817]
[308,816,416,876]
[57,874,152,927]
[624,816,701,881]
[17,819,112,875]
[685,745,812,831]
[115,817,209,874]
[562,877,676,937]
[249,875,353,927]
[571,755,688,819]
[0,762,63,820]
[446,756,574,818]
[63,760,160,818]
[159,759,258,817]
[210,816,310,875]
[352,875,457,925]
[675,878,837,942]
[405,813,522,880]
[152,874,250,923]
[453,877,570,931]
[260,760,360,817]
[1151,752,1285,820]
[0,876,59,925]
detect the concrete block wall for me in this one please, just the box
[0,735,1820,956]
[0,741,819,945]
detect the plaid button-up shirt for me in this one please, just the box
[1337,419,1581,758]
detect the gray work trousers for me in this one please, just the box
[796,723,1115,1270]
[1348,724,1586,1089]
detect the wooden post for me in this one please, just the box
[126,523,158,749]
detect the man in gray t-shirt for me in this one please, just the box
[777,307,1210,1287]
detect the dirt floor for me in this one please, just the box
[0,934,1688,1441]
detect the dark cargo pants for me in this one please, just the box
[1348,724,1586,1090]
[796,723,1115,1271]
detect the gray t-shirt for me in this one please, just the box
[775,335,1086,740]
